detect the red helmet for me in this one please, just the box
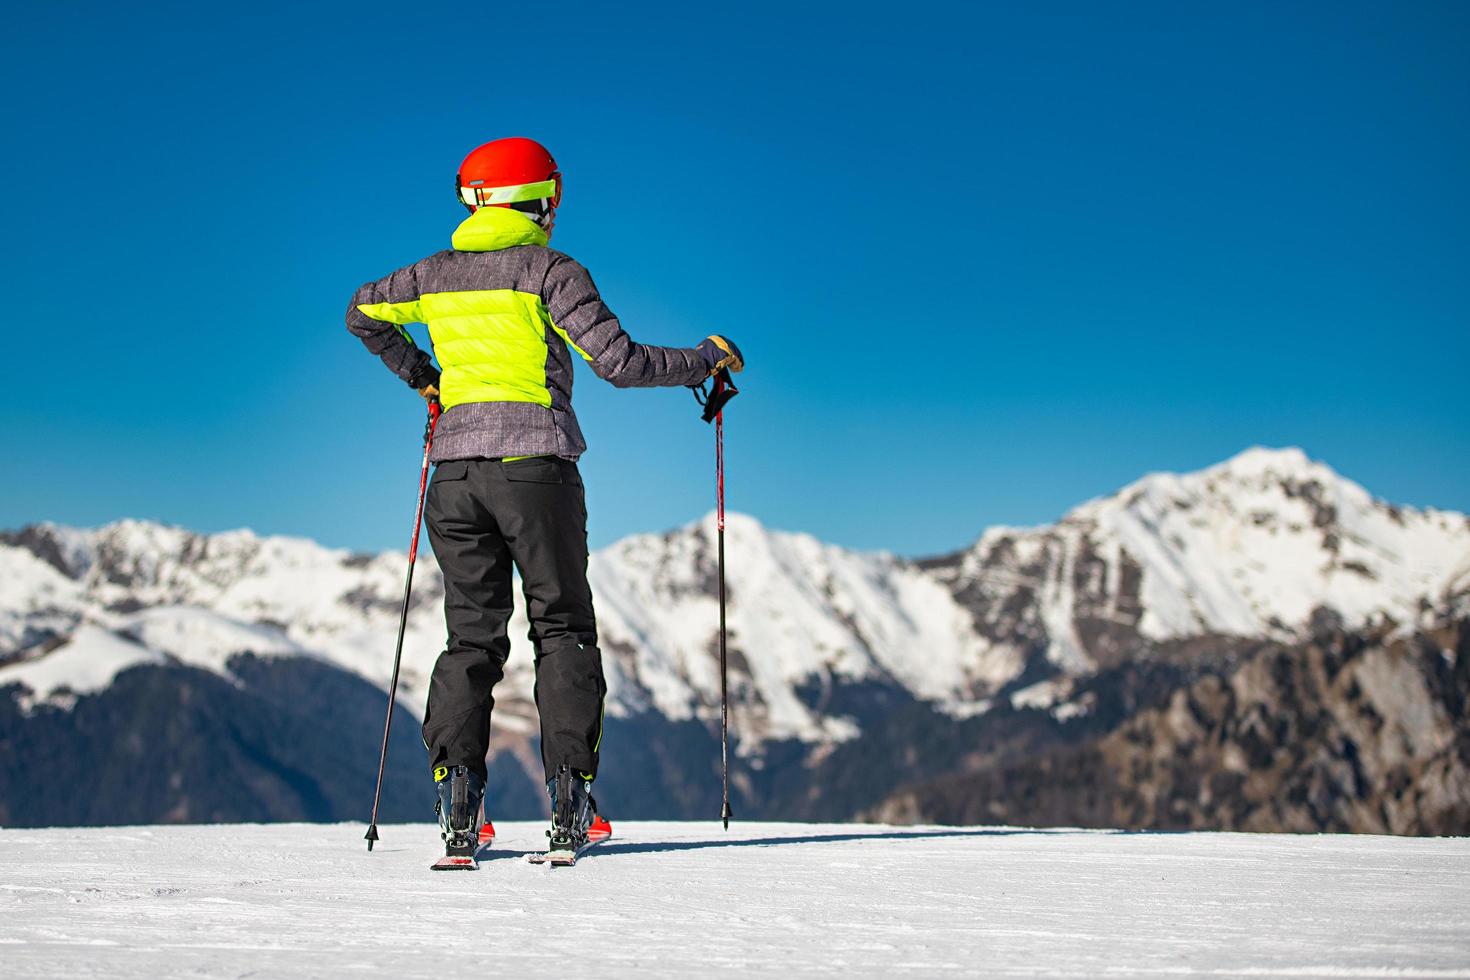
[455,137,562,232]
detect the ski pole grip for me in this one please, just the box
[700,369,739,424]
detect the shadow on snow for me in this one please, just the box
[589,827,1111,857]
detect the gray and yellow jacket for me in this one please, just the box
[347,207,709,462]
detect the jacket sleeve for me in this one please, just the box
[542,255,709,389]
[346,260,440,390]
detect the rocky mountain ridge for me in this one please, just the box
[868,612,1470,836]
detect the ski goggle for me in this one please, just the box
[456,173,562,210]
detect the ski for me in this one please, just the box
[429,820,496,872]
[527,815,612,867]
[524,839,594,867]
[430,854,478,871]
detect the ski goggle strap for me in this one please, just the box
[457,176,562,209]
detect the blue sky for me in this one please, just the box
[1,2,1466,555]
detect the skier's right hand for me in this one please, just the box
[418,383,440,404]
[697,335,744,376]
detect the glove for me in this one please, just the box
[697,335,744,376]
[409,364,441,403]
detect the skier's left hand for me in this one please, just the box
[418,383,440,404]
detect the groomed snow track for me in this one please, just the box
[2,821,1467,978]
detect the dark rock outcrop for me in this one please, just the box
[866,617,1470,836]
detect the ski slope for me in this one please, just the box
[1,822,1466,978]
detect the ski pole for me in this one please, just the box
[694,370,739,828]
[365,399,441,852]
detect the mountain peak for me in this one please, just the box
[936,446,1470,673]
[1064,446,1365,527]
[1209,445,1332,483]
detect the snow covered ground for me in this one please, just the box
[1,822,1466,978]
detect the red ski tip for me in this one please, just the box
[587,815,613,843]
[478,821,496,845]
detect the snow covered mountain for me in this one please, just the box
[0,514,990,746]
[2,447,1467,828]
[922,447,1470,701]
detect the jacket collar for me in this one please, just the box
[451,206,549,252]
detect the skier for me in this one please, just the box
[347,137,744,863]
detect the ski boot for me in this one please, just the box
[430,765,485,871]
[536,764,602,866]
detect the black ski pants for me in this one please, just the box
[421,456,606,785]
